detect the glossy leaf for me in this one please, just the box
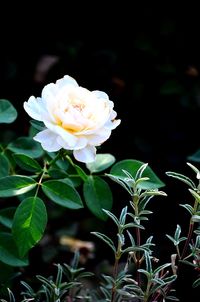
[110,159,165,189]
[66,155,88,181]
[0,232,28,266]
[42,180,83,209]
[0,207,16,228]
[30,120,45,131]
[12,197,47,257]
[0,175,37,197]
[0,153,10,177]
[0,99,17,124]
[7,137,44,158]
[86,153,116,173]
[13,153,42,172]
[187,149,200,163]
[83,176,113,220]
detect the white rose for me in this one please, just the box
[24,75,121,163]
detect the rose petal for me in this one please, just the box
[73,145,96,163]
[34,129,61,152]
[92,90,109,100]
[23,96,44,121]
[56,75,79,89]
[87,128,111,146]
[44,121,78,148]
[57,135,87,150]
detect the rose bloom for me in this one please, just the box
[24,75,120,163]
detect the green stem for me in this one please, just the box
[144,278,151,302]
[48,149,63,166]
[111,257,119,302]
[111,235,122,302]
[180,222,194,260]
[34,162,47,198]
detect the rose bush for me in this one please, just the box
[24,75,120,163]
[0,74,199,301]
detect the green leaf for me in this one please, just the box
[166,171,196,189]
[191,215,200,223]
[189,189,200,203]
[42,180,83,209]
[86,153,116,173]
[83,176,113,220]
[30,120,45,131]
[160,79,183,95]
[12,197,47,257]
[187,149,200,163]
[0,99,17,124]
[0,207,16,228]
[48,168,69,179]
[0,232,28,266]
[7,137,44,158]
[66,155,88,181]
[110,159,165,189]
[13,153,42,172]
[0,175,37,197]
[0,153,10,177]
[193,277,200,288]
[91,232,116,253]
[179,203,194,215]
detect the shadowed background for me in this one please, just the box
[0,4,200,301]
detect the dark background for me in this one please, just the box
[1,5,200,301]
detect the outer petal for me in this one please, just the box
[44,121,78,148]
[34,129,61,152]
[23,96,44,121]
[56,75,79,89]
[73,145,96,163]
[57,135,87,150]
[87,128,111,145]
[92,90,109,100]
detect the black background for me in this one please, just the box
[0,4,200,301]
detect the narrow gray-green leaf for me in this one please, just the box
[83,176,113,220]
[13,153,42,172]
[111,159,165,189]
[193,277,200,288]
[189,189,200,203]
[166,172,196,189]
[0,153,10,177]
[0,175,37,197]
[12,197,47,258]
[0,232,28,266]
[91,232,116,253]
[0,99,17,124]
[179,204,194,215]
[86,153,116,173]
[42,180,83,209]
[8,137,44,158]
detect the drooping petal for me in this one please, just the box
[73,145,96,163]
[34,129,61,152]
[23,96,43,121]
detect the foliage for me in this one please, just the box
[0,94,200,301]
